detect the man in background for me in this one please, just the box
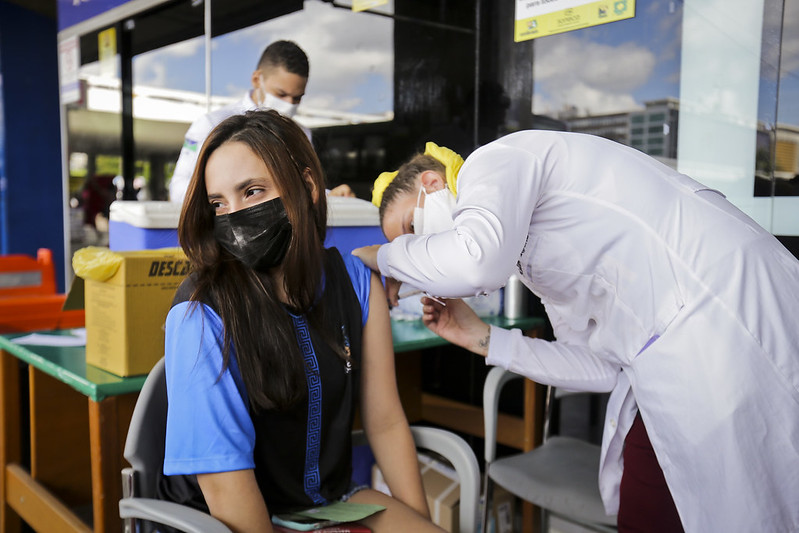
[170,40,337,203]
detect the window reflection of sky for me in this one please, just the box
[117,1,799,127]
[533,1,682,117]
[776,0,799,127]
[533,0,799,130]
[130,0,394,116]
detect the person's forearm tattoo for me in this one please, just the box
[477,325,491,354]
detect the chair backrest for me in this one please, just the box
[353,426,481,533]
[483,367,605,461]
[409,426,481,533]
[124,357,168,499]
[483,367,522,464]
[482,367,616,531]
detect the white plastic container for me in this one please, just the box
[108,201,181,251]
[108,197,387,254]
[324,196,386,255]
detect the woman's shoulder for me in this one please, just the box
[172,274,197,307]
[325,248,371,325]
[340,250,370,276]
[171,271,219,309]
[167,273,224,334]
[331,249,371,290]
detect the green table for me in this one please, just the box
[0,331,146,402]
[0,330,144,533]
[392,315,545,352]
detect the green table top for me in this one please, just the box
[0,330,147,402]
[0,315,546,401]
[392,314,546,353]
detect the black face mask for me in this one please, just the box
[213,197,292,272]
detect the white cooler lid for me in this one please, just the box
[110,198,379,229]
[109,200,182,229]
[326,196,380,227]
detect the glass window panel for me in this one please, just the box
[679,0,768,225]
[66,33,123,255]
[530,0,796,236]
[210,0,393,124]
[132,36,206,201]
[533,3,682,164]
[771,0,799,235]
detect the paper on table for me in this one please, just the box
[11,328,87,347]
[281,501,385,523]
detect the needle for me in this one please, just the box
[398,288,446,306]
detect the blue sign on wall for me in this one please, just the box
[58,0,133,32]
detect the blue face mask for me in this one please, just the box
[213,197,292,272]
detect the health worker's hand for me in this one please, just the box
[422,297,491,357]
[383,276,402,308]
[351,244,381,272]
[352,244,402,307]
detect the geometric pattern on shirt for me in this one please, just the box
[292,314,326,506]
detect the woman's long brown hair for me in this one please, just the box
[178,109,329,411]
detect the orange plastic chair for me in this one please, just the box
[0,248,57,297]
[0,248,84,333]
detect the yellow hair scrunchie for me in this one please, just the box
[370,142,465,207]
[424,141,464,197]
[371,170,398,207]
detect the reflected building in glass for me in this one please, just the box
[556,98,679,164]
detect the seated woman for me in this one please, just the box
[158,109,443,533]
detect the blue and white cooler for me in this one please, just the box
[108,197,386,254]
[109,201,181,251]
[324,196,386,255]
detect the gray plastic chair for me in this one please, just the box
[481,366,617,533]
[120,357,232,533]
[120,358,481,533]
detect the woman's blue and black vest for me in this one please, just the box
[157,247,364,518]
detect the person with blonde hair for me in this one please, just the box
[355,131,799,532]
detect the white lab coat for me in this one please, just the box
[168,92,312,203]
[377,131,799,532]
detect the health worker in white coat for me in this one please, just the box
[353,133,799,533]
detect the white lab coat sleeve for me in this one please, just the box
[169,115,215,203]
[486,325,619,392]
[377,143,543,297]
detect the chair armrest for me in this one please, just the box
[482,367,524,463]
[119,497,233,533]
[410,426,481,533]
[351,426,480,532]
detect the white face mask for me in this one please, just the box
[261,91,299,118]
[413,185,456,235]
